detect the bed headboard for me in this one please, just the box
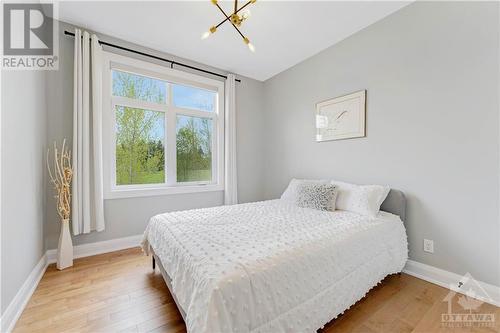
[380,189,406,222]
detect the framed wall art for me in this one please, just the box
[315,90,366,142]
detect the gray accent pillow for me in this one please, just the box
[294,182,338,211]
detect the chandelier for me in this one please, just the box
[201,0,257,52]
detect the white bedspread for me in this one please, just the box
[142,200,408,333]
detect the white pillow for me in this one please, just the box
[281,179,337,210]
[331,180,390,217]
[281,179,324,200]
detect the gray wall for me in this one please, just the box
[1,70,47,313]
[262,1,499,285]
[44,21,265,249]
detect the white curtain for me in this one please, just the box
[224,74,238,205]
[72,29,105,235]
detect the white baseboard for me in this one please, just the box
[404,259,500,307]
[46,234,143,263]
[0,254,48,333]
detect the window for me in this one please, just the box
[176,115,213,182]
[102,52,224,198]
[115,106,165,185]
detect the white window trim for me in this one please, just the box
[102,51,225,199]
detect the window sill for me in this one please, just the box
[104,184,224,200]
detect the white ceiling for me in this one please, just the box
[58,1,410,81]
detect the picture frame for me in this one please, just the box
[315,90,366,142]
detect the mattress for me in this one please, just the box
[141,200,408,333]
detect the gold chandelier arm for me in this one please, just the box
[214,2,246,39]
[215,0,253,29]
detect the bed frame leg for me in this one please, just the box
[152,256,156,270]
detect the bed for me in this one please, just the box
[141,189,408,333]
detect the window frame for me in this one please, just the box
[102,51,225,199]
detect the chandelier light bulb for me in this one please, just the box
[201,26,217,40]
[241,9,251,19]
[248,42,255,52]
[201,31,211,40]
[243,37,255,52]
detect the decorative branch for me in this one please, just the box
[47,139,73,221]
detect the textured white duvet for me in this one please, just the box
[142,200,408,333]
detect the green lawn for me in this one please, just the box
[177,169,211,182]
[117,170,164,185]
[117,169,211,185]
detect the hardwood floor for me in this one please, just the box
[14,248,499,333]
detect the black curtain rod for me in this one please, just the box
[64,30,241,83]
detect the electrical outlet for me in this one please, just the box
[423,239,434,253]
